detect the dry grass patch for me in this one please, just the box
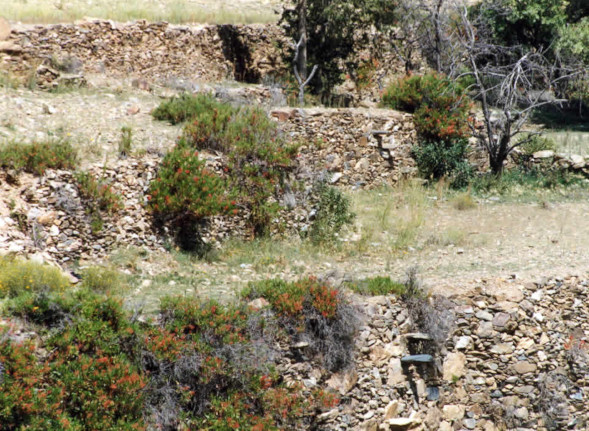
[0,0,279,24]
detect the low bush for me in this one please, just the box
[153,95,298,238]
[382,73,471,142]
[146,142,235,252]
[75,171,123,214]
[152,93,227,125]
[346,276,406,296]
[517,133,557,157]
[412,139,473,188]
[471,166,585,193]
[0,256,69,298]
[307,184,355,245]
[0,140,77,175]
[79,266,126,294]
[242,277,360,371]
[1,269,347,430]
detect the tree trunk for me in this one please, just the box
[297,0,307,81]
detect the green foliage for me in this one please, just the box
[79,266,126,294]
[153,95,297,237]
[152,93,226,125]
[480,0,568,48]
[471,166,586,194]
[382,73,471,142]
[280,0,398,97]
[412,139,473,189]
[346,276,406,296]
[517,133,557,156]
[75,171,123,214]
[0,140,77,175]
[308,184,355,245]
[0,256,70,298]
[557,18,589,64]
[119,126,132,157]
[147,143,234,220]
[1,273,349,430]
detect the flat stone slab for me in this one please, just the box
[401,354,433,364]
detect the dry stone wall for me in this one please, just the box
[1,20,286,88]
[280,277,589,431]
[273,107,417,189]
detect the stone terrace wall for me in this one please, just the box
[293,276,589,431]
[273,107,417,189]
[1,20,286,86]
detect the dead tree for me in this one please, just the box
[454,4,581,173]
[292,35,318,106]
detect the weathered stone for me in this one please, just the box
[490,343,514,354]
[533,150,555,159]
[512,361,537,374]
[492,312,511,327]
[442,405,465,421]
[443,352,466,381]
[326,370,358,395]
[0,16,10,41]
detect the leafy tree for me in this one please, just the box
[280,0,397,98]
[479,0,568,49]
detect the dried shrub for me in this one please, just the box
[242,277,361,371]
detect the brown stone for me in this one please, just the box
[512,361,537,374]
[0,17,10,41]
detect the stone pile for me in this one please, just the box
[528,150,589,177]
[276,276,589,430]
[1,20,286,89]
[273,107,417,189]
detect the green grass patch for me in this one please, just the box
[0,140,77,175]
[0,256,70,298]
[345,276,406,296]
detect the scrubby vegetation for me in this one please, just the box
[382,73,473,188]
[151,94,300,243]
[0,259,354,430]
[307,184,355,245]
[0,140,77,175]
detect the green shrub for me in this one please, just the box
[152,93,227,125]
[1,280,346,430]
[346,276,406,296]
[0,140,77,175]
[75,171,123,214]
[147,144,234,221]
[517,133,557,156]
[79,266,126,294]
[382,73,471,142]
[147,142,235,252]
[308,184,355,245]
[0,257,70,298]
[152,95,298,237]
[412,139,472,188]
[119,126,132,157]
[471,166,585,193]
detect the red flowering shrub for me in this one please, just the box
[75,171,123,213]
[382,73,473,187]
[154,94,298,237]
[242,277,360,371]
[147,142,234,221]
[382,73,471,142]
